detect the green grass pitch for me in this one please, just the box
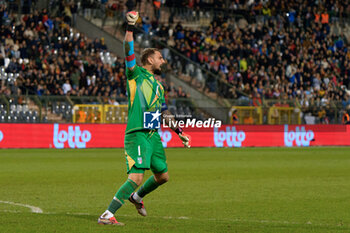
[0,147,350,233]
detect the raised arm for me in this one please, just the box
[124,11,139,71]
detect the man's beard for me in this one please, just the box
[153,68,162,75]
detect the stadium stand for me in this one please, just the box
[134,0,350,124]
[0,0,194,123]
[1,0,350,124]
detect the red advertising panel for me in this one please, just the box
[0,124,126,148]
[210,125,350,147]
[0,124,349,148]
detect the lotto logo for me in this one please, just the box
[143,110,161,129]
[53,124,92,148]
[284,125,314,147]
[214,126,246,147]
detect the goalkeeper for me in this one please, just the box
[98,11,191,226]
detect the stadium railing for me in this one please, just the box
[0,94,346,125]
[0,94,202,123]
[72,104,128,123]
[229,106,263,125]
[228,105,301,125]
[228,98,345,125]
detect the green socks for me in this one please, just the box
[107,176,161,214]
[137,175,160,198]
[107,179,138,214]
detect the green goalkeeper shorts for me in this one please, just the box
[124,130,168,174]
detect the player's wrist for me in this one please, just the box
[175,127,183,135]
[126,24,135,32]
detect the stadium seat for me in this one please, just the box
[19,111,26,121]
[31,116,37,123]
[42,116,48,123]
[53,103,60,114]
[16,104,22,111]
[23,105,29,112]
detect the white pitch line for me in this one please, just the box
[0,200,43,213]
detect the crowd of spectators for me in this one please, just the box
[0,2,187,107]
[2,0,350,123]
[142,0,350,123]
[164,0,350,23]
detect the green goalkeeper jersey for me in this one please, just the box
[125,66,165,134]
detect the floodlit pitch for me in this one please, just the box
[0,147,350,232]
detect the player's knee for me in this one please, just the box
[161,175,169,184]
[128,173,144,186]
[133,178,143,186]
[155,173,169,184]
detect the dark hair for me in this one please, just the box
[141,48,160,65]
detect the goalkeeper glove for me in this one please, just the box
[175,128,191,148]
[126,11,139,25]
